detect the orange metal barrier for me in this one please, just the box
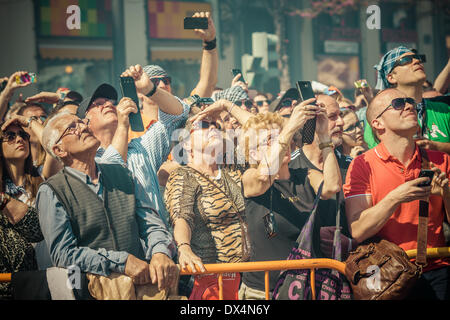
[179,258,346,300]
[1,247,449,300]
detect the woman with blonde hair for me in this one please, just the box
[196,96,344,300]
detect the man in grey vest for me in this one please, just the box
[36,112,178,291]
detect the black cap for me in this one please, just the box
[66,91,83,104]
[269,88,299,113]
[76,83,117,119]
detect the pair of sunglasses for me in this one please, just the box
[375,97,416,119]
[343,120,364,133]
[280,98,293,108]
[235,100,253,108]
[1,130,30,142]
[255,100,271,107]
[151,77,171,87]
[392,54,426,70]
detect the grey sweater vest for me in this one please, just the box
[42,163,145,260]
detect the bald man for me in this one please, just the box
[344,88,450,299]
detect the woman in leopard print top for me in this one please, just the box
[1,119,44,299]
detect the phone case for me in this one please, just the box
[296,81,316,145]
[232,69,245,83]
[183,17,208,29]
[120,77,145,132]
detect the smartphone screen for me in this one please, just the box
[120,77,144,132]
[184,17,208,29]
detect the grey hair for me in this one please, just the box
[42,111,73,161]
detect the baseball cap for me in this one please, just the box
[76,83,117,119]
[269,88,299,112]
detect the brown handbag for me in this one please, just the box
[344,238,421,300]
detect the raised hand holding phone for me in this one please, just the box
[119,76,144,132]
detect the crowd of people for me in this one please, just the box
[1,12,450,300]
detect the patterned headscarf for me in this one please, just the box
[374,46,413,90]
[212,85,249,103]
[143,65,169,79]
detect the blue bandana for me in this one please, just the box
[374,46,413,90]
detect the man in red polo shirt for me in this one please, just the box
[344,88,450,300]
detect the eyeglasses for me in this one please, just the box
[151,77,171,87]
[343,120,364,133]
[392,54,426,70]
[235,100,253,108]
[1,130,30,143]
[375,97,416,119]
[37,115,47,123]
[55,119,90,145]
[255,100,270,107]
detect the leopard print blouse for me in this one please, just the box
[0,206,44,299]
[164,166,245,264]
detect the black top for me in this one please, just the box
[242,148,351,292]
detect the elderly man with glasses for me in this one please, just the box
[344,88,450,300]
[36,112,178,294]
[365,46,450,155]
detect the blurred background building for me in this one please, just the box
[0,0,449,100]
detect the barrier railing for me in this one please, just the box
[179,258,346,300]
[1,247,449,300]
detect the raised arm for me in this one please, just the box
[433,58,450,94]
[0,71,34,120]
[122,65,183,116]
[190,11,218,98]
[242,98,320,197]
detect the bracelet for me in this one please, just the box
[177,242,191,249]
[203,38,217,51]
[146,84,157,98]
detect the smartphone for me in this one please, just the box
[16,73,36,84]
[183,17,208,29]
[418,169,434,187]
[120,76,145,132]
[198,97,215,105]
[232,69,245,83]
[354,80,368,89]
[296,81,316,145]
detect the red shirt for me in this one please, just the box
[343,142,450,271]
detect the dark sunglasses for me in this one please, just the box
[343,120,364,133]
[235,100,253,108]
[280,98,293,107]
[1,130,30,142]
[151,77,171,87]
[375,97,416,119]
[255,100,270,107]
[392,54,426,70]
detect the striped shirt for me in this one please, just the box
[101,97,190,228]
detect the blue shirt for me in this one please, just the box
[101,98,190,229]
[36,157,176,277]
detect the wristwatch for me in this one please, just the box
[319,141,334,150]
[146,84,157,98]
[27,116,39,127]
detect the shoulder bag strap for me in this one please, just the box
[416,147,430,268]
